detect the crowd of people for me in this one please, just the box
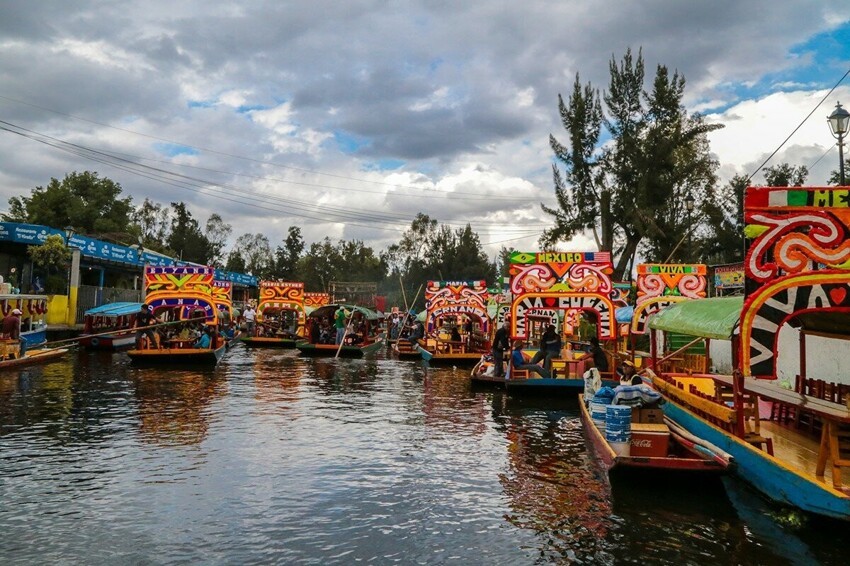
[134,305,236,350]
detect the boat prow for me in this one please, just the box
[0,347,69,370]
[127,344,227,365]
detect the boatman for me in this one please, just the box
[491,319,510,377]
[2,308,25,358]
[243,303,257,337]
[334,306,348,344]
[135,305,158,349]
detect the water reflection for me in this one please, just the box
[494,395,615,562]
[1,348,849,564]
[131,366,227,446]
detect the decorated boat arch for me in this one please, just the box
[242,281,307,348]
[740,186,850,379]
[211,280,233,321]
[414,280,490,364]
[304,291,331,312]
[631,264,707,335]
[143,265,218,322]
[509,251,617,343]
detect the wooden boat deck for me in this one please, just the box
[759,420,848,487]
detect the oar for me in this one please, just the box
[400,277,410,312]
[393,284,424,353]
[334,305,358,359]
[39,319,188,348]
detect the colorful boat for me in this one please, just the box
[415,280,491,365]
[0,294,49,348]
[504,251,619,392]
[126,266,227,365]
[578,394,733,474]
[79,302,142,350]
[296,304,384,357]
[240,281,306,348]
[643,185,850,521]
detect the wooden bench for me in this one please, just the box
[816,420,850,489]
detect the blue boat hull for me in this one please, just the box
[22,328,46,348]
[663,401,850,520]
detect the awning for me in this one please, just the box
[84,302,144,317]
[647,296,743,340]
[308,304,382,321]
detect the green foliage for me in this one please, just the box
[295,237,387,292]
[28,234,71,294]
[701,174,746,264]
[763,164,808,187]
[543,48,723,278]
[5,171,135,237]
[827,158,850,185]
[205,213,232,268]
[227,233,273,277]
[274,226,305,279]
[167,202,211,264]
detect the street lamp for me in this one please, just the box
[63,225,75,242]
[827,102,850,186]
[685,192,695,262]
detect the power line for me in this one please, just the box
[746,67,850,182]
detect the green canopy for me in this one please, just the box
[308,304,381,321]
[647,296,743,340]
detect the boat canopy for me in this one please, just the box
[84,302,144,317]
[647,296,743,340]
[308,304,382,321]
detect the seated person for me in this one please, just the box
[193,328,212,349]
[510,341,551,379]
[450,326,462,342]
[618,359,638,384]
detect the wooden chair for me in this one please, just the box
[816,420,850,489]
[742,393,774,456]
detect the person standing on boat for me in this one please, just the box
[491,320,510,377]
[2,308,25,357]
[531,324,561,374]
[334,306,348,344]
[135,305,158,350]
[243,304,257,337]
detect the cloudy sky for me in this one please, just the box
[1,1,848,258]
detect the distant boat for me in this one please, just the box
[79,302,142,350]
[296,304,384,358]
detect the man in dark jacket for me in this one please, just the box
[491,320,511,377]
[531,324,561,374]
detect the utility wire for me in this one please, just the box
[746,67,850,183]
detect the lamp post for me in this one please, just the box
[685,192,695,262]
[828,102,850,186]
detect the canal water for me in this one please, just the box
[0,347,846,565]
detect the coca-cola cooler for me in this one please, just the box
[629,423,670,457]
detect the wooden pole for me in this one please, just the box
[392,284,424,352]
[40,319,187,348]
[334,305,357,359]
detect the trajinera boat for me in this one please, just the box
[240,280,306,348]
[126,266,227,365]
[0,294,68,368]
[0,294,49,348]
[296,304,384,357]
[413,280,491,365]
[578,393,733,474]
[79,302,143,350]
[501,251,620,393]
[643,185,850,521]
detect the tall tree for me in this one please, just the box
[167,202,211,264]
[763,163,808,187]
[4,171,135,237]
[133,198,170,251]
[229,233,273,277]
[542,48,722,277]
[205,213,232,268]
[274,226,305,280]
[701,174,747,264]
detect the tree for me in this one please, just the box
[133,198,170,252]
[827,158,850,185]
[167,202,211,264]
[701,174,746,264]
[274,226,305,279]
[297,237,339,291]
[763,163,808,187]
[28,234,71,294]
[4,171,136,237]
[384,213,438,281]
[229,233,273,277]
[542,48,722,277]
[205,213,232,268]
